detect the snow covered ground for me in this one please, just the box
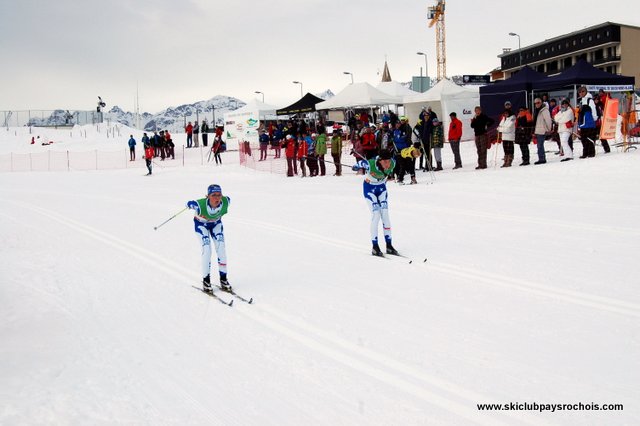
[1,126,639,425]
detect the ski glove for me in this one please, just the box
[186,200,199,210]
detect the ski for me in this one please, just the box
[373,252,428,264]
[390,252,428,264]
[191,285,233,306]
[214,285,253,304]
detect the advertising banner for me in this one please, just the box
[223,109,260,145]
[599,98,619,140]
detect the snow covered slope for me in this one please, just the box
[1,139,639,425]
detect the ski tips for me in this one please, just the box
[228,300,234,307]
[248,298,254,304]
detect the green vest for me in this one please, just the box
[367,158,395,182]
[196,196,229,221]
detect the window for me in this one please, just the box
[597,33,601,39]
[588,35,593,41]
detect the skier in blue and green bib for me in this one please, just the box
[355,149,400,257]
[186,184,232,293]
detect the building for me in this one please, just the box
[498,22,640,83]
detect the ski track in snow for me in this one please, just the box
[231,216,640,319]
[5,200,556,426]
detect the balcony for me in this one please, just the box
[593,55,621,65]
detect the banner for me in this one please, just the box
[586,85,633,92]
[223,110,260,145]
[599,98,619,140]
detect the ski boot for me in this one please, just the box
[410,176,417,185]
[219,274,233,293]
[386,244,399,256]
[372,244,384,257]
[202,275,212,293]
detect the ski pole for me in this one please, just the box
[300,155,355,170]
[572,131,597,155]
[154,207,188,231]
[417,138,436,184]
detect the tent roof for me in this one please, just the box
[479,66,547,95]
[532,59,635,90]
[403,79,478,104]
[315,82,401,109]
[276,93,324,115]
[376,81,418,98]
[233,99,278,115]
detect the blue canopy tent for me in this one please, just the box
[531,59,635,110]
[532,59,635,91]
[479,66,547,119]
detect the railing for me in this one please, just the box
[593,55,621,65]
[0,145,230,173]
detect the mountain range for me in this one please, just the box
[26,90,335,131]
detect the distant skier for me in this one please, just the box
[186,184,232,293]
[354,149,399,256]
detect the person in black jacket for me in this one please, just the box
[201,120,209,147]
[469,106,495,169]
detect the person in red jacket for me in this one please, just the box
[297,134,308,177]
[448,112,463,169]
[164,130,175,159]
[185,122,193,148]
[143,135,154,176]
[283,134,298,177]
[360,125,378,159]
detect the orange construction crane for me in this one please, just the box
[427,0,446,80]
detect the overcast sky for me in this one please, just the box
[1,0,638,113]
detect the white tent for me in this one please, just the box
[315,82,401,110]
[403,79,480,141]
[223,99,279,145]
[376,81,419,98]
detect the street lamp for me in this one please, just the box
[509,32,522,67]
[417,52,429,92]
[292,81,303,98]
[254,91,264,102]
[343,71,354,84]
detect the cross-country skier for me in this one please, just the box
[186,184,232,293]
[355,149,399,256]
